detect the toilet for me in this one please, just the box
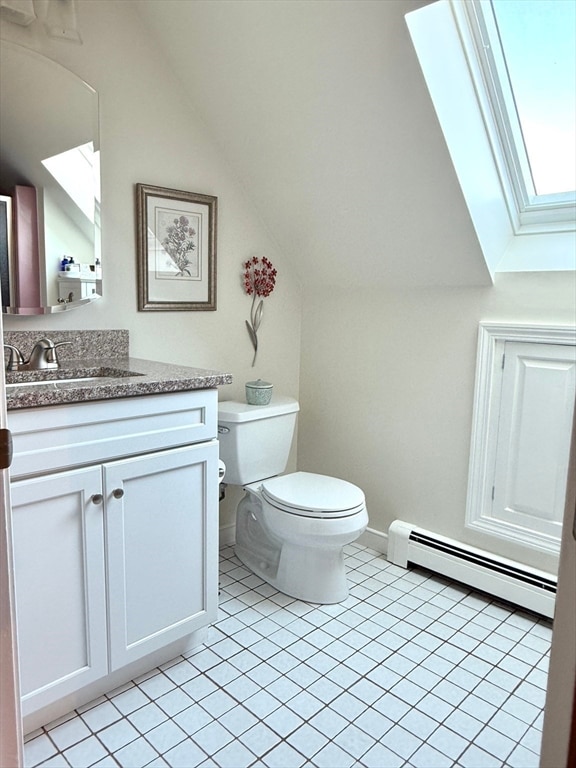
[217,396,368,604]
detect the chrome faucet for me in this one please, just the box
[26,338,72,370]
[4,338,72,371]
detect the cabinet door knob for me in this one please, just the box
[91,493,103,505]
[112,488,124,499]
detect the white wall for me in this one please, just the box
[1,1,302,529]
[299,272,576,574]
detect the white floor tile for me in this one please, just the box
[399,708,438,740]
[379,723,421,760]
[92,756,121,768]
[443,709,484,740]
[519,725,543,754]
[26,545,552,768]
[284,689,324,719]
[217,703,259,737]
[260,740,306,768]
[459,742,505,767]
[286,723,329,759]
[46,718,92,752]
[312,740,358,768]
[24,733,57,767]
[474,725,516,761]
[238,722,281,757]
[267,674,306,703]
[62,735,108,768]
[409,742,454,767]
[161,738,206,768]
[427,724,469,760]
[181,673,218,702]
[144,719,187,754]
[127,702,169,734]
[204,659,241,687]
[507,742,541,768]
[109,685,149,715]
[244,689,282,719]
[262,705,304,738]
[390,677,427,706]
[155,687,196,718]
[223,673,260,703]
[97,719,140,753]
[80,701,122,734]
[328,691,367,721]
[112,736,158,768]
[198,688,238,719]
[308,707,349,740]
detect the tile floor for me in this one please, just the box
[24,543,552,768]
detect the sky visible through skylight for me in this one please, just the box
[492,0,576,197]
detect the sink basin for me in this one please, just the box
[6,367,144,389]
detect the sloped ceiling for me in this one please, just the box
[133,0,491,289]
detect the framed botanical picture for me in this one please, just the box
[136,184,217,311]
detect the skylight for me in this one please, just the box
[466,0,576,224]
[41,142,100,223]
[490,0,575,198]
[406,0,576,275]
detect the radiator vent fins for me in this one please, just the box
[387,520,557,618]
[409,531,557,594]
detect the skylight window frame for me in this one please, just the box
[459,0,576,235]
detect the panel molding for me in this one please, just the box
[466,322,576,554]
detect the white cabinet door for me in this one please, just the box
[10,466,108,716]
[105,441,219,669]
[492,341,576,548]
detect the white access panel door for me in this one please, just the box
[10,466,108,716]
[492,342,576,548]
[105,441,219,670]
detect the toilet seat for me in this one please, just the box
[260,471,366,519]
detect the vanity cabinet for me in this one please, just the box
[8,391,219,724]
[11,466,109,710]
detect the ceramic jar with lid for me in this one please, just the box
[245,379,273,405]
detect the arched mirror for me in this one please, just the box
[0,41,101,315]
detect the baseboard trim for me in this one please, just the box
[357,527,388,555]
[220,523,388,554]
[219,524,236,548]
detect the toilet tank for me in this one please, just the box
[217,397,299,485]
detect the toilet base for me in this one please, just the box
[235,540,349,604]
[276,542,349,603]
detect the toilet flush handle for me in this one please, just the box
[218,425,229,434]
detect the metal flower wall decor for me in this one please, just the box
[243,256,277,367]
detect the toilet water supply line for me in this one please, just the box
[243,257,277,367]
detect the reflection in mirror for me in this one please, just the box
[0,41,101,314]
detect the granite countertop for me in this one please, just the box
[5,357,233,410]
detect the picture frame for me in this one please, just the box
[136,184,217,311]
[0,195,14,307]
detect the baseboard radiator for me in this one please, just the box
[387,521,556,619]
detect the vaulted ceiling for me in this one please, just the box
[133,0,490,289]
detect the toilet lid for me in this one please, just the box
[261,472,366,518]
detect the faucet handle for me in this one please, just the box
[28,338,72,369]
[4,344,25,372]
[49,340,72,365]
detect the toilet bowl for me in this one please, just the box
[236,471,368,603]
[218,398,369,603]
